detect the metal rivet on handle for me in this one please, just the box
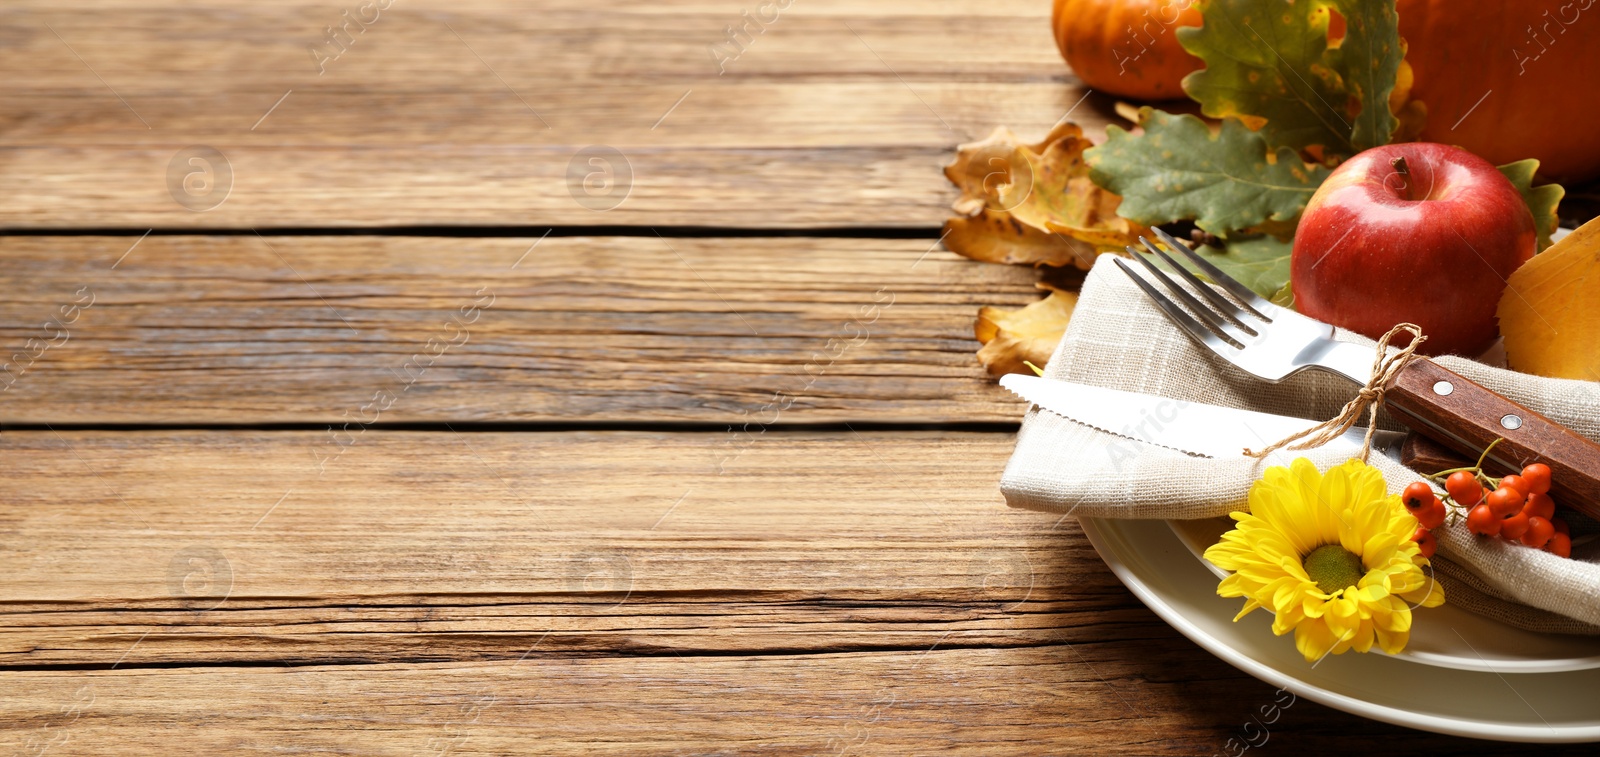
[1432,381,1454,396]
[1501,414,1523,430]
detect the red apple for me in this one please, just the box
[1291,143,1535,357]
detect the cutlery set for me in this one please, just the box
[1006,227,1600,519]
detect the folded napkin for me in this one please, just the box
[1003,255,1600,633]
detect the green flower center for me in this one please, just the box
[1303,544,1364,595]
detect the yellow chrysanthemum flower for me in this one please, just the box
[1204,457,1445,663]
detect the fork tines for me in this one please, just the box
[1113,227,1273,350]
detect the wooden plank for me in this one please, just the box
[3,649,1504,756]
[0,1,1109,228]
[0,235,1041,424]
[1,429,1086,666]
[3,1,1068,88]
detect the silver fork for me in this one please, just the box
[1113,227,1376,386]
[1110,226,1600,519]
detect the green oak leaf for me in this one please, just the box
[1194,235,1294,298]
[1084,108,1330,237]
[1497,159,1565,252]
[1178,0,1404,158]
[1329,0,1403,152]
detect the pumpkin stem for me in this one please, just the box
[1390,157,1411,199]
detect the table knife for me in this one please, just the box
[999,374,1405,462]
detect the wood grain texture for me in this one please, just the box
[6,1,1567,751]
[0,430,1566,755]
[0,429,1104,668]
[4,651,1551,757]
[0,234,1041,424]
[1399,432,1479,476]
[0,1,1115,229]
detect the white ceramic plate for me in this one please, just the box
[1082,516,1600,742]
[1169,517,1600,674]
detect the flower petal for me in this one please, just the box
[1294,619,1338,663]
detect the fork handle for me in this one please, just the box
[1384,359,1600,521]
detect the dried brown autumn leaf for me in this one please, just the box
[999,129,1147,249]
[1498,217,1600,380]
[943,211,1097,269]
[975,288,1079,377]
[944,122,1144,270]
[943,125,1051,217]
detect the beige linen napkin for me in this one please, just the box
[1003,254,1600,633]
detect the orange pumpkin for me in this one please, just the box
[1050,0,1202,101]
[1053,0,1600,182]
[1049,0,1600,181]
[1398,1,1600,183]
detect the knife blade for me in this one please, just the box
[1000,374,1404,461]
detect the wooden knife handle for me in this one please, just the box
[1398,433,1520,477]
[1385,358,1600,521]
[1399,433,1475,474]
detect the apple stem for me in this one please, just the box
[1390,156,1411,199]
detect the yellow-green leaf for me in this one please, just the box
[1497,159,1565,252]
[1085,109,1329,237]
[1329,0,1404,152]
[1178,0,1405,158]
[1270,280,1295,309]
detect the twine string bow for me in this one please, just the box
[1244,323,1427,462]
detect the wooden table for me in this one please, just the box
[0,2,1585,753]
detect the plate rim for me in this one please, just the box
[1164,517,1600,674]
[1081,515,1600,743]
